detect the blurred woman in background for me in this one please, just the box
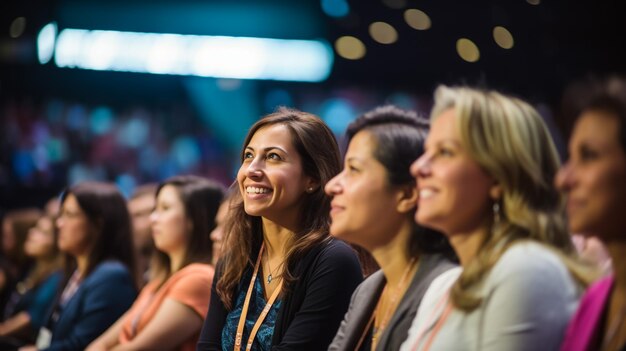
[558,76,626,351]
[210,190,235,267]
[87,175,223,351]
[0,214,63,347]
[20,182,137,351]
[1,209,42,313]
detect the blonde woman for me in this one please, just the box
[401,86,595,351]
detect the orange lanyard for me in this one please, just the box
[409,290,453,351]
[234,243,283,351]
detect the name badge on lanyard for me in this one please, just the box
[36,327,53,349]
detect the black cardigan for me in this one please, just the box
[197,239,363,351]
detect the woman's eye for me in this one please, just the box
[437,148,454,157]
[267,153,282,161]
[579,146,599,161]
[348,165,360,173]
[243,151,254,160]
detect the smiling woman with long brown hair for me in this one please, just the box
[197,107,363,351]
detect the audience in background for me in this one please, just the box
[209,190,235,267]
[0,214,63,348]
[1,209,42,317]
[20,182,137,351]
[126,183,158,286]
[87,175,223,351]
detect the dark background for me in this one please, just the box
[1,0,625,211]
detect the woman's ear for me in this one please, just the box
[396,185,418,214]
[305,178,320,193]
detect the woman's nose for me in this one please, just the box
[325,173,343,196]
[555,161,574,191]
[246,157,264,179]
[410,153,431,179]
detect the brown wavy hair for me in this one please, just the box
[216,107,341,309]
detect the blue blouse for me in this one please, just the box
[2,270,62,331]
[222,269,282,351]
[18,271,62,330]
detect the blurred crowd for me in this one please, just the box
[0,76,624,351]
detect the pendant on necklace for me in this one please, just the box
[267,274,273,284]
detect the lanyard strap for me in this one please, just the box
[234,243,283,351]
[421,301,453,351]
[409,290,452,351]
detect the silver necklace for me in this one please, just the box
[264,249,281,284]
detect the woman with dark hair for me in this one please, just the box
[87,175,223,351]
[0,214,63,347]
[1,209,42,311]
[558,76,626,351]
[210,190,236,267]
[327,106,457,351]
[20,182,137,351]
[197,107,363,350]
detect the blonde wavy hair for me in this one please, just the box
[431,86,596,311]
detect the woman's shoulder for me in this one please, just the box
[176,263,215,276]
[357,269,385,290]
[320,238,358,257]
[490,241,578,288]
[497,241,566,271]
[309,238,361,268]
[41,269,63,284]
[85,260,133,284]
[166,263,215,286]
[92,260,131,273]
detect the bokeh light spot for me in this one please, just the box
[456,38,480,62]
[369,22,398,44]
[404,9,431,30]
[335,36,366,60]
[493,26,514,49]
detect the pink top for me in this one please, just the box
[561,276,613,351]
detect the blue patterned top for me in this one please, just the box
[222,269,282,351]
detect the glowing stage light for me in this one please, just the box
[44,27,334,82]
[37,22,57,64]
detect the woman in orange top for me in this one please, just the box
[86,175,224,351]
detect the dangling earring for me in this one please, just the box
[307,187,314,193]
[492,201,501,225]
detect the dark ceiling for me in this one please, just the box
[1,0,625,105]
